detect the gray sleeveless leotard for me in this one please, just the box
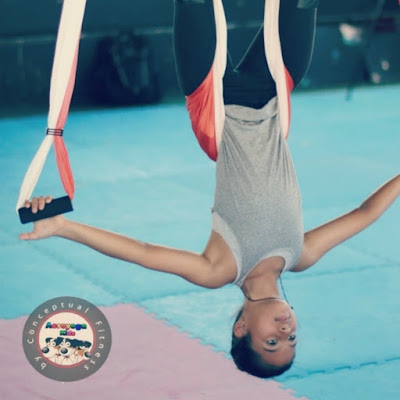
[212,97,304,287]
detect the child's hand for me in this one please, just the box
[19,196,66,240]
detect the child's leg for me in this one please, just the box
[174,0,218,95]
[173,0,228,161]
[224,0,317,109]
[237,0,317,86]
[278,0,318,87]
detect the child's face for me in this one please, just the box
[243,299,297,367]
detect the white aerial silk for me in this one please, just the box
[264,0,292,139]
[212,0,227,154]
[16,0,87,211]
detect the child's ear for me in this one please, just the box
[233,320,248,338]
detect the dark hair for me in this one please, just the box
[230,308,294,378]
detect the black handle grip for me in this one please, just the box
[18,196,73,224]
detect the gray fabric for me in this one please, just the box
[212,96,304,287]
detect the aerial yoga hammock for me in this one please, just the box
[17,0,398,222]
[16,0,87,223]
[186,0,294,162]
[16,0,291,223]
[184,0,400,161]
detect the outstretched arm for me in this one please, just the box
[19,197,222,289]
[293,174,400,272]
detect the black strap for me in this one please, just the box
[46,128,64,136]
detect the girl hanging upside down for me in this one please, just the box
[20,0,400,379]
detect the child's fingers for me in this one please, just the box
[24,196,52,213]
[38,196,46,211]
[31,197,39,213]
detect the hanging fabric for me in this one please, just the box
[186,0,293,162]
[16,0,87,223]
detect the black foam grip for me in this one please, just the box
[18,196,73,224]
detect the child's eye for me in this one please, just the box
[288,335,297,341]
[267,339,277,346]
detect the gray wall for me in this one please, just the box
[0,0,399,114]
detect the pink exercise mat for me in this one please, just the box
[0,303,308,400]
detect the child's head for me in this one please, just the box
[231,298,296,378]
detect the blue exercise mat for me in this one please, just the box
[0,85,399,399]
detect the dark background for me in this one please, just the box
[0,0,399,114]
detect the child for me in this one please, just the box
[20,0,400,378]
